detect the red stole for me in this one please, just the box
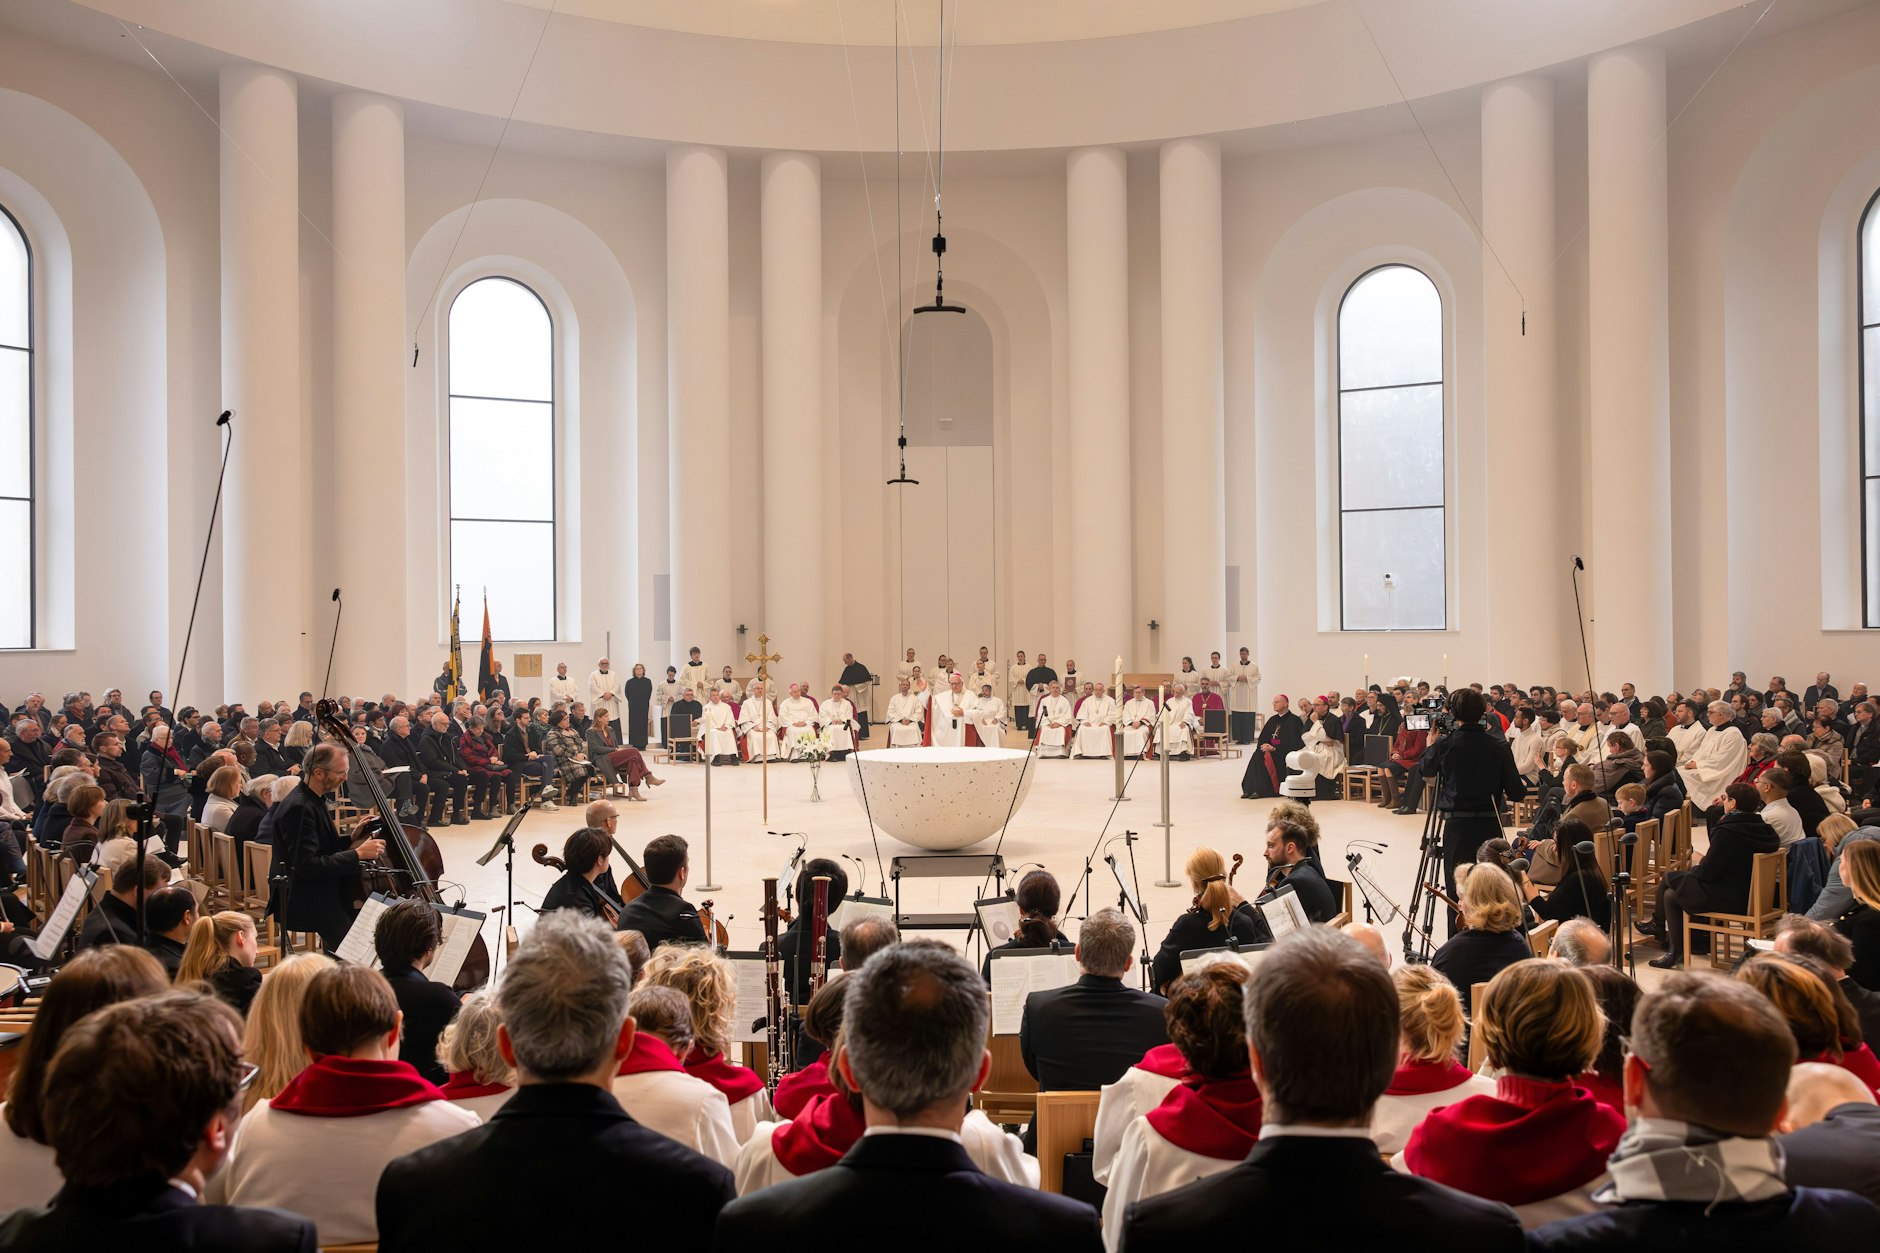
[1143,1073,1262,1161]
[685,1046,766,1104]
[616,1032,688,1077]
[1404,1075,1624,1205]
[1804,1043,1880,1096]
[773,1063,837,1121]
[1135,1042,1190,1080]
[439,1071,512,1102]
[770,1091,866,1176]
[270,1056,445,1118]
[1385,1056,1477,1097]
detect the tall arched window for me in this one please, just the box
[448,277,556,641]
[0,207,33,649]
[1337,264,1446,631]
[1861,190,1880,627]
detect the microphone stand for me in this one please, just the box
[320,589,343,700]
[173,411,233,709]
[476,797,537,973]
[1570,556,1594,698]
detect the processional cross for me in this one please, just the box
[746,633,782,822]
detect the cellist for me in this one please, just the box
[269,742,384,952]
[537,827,625,923]
[612,834,709,951]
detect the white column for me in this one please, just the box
[760,153,824,684]
[331,92,407,694]
[1481,76,1561,681]
[1067,147,1133,667]
[1159,138,1227,662]
[1587,46,1673,690]
[667,146,733,671]
[220,65,306,700]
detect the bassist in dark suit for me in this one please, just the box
[269,744,384,954]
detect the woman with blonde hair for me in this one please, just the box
[610,983,740,1167]
[1371,965,1495,1155]
[1401,960,1623,1226]
[202,764,244,833]
[240,952,331,1111]
[641,944,773,1140]
[1737,952,1880,1094]
[436,989,516,1121]
[1430,863,1531,1018]
[176,909,263,1016]
[1836,838,1880,990]
[1150,847,1260,993]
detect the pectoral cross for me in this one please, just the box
[745,633,783,822]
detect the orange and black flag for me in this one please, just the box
[446,587,464,703]
[477,591,496,701]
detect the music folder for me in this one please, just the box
[1179,941,1272,976]
[28,868,96,963]
[986,946,1078,1036]
[832,895,893,930]
[973,894,1022,946]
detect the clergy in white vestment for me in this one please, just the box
[818,686,859,757]
[895,649,917,689]
[1119,687,1157,759]
[1665,703,1709,761]
[969,661,1001,698]
[1300,698,1347,780]
[699,690,740,765]
[679,649,712,707]
[1203,652,1231,702]
[778,684,821,759]
[1224,648,1261,745]
[655,668,684,744]
[971,684,1008,749]
[884,679,925,747]
[1035,682,1075,758]
[714,666,743,702]
[739,683,778,761]
[549,662,581,708]
[1679,700,1750,810]
[927,675,974,747]
[588,659,622,721]
[1156,686,1199,760]
[1073,688,1117,759]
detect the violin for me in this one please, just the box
[530,843,622,926]
[1192,852,1246,913]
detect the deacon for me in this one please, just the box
[588,658,622,723]
[699,690,740,766]
[1035,681,1074,759]
[1072,684,1117,760]
[927,675,975,747]
[886,679,925,748]
[819,686,859,761]
[971,683,1009,750]
[778,684,820,759]
[1120,686,1157,759]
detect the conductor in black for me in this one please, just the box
[1417,688,1525,934]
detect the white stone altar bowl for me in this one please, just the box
[844,747,1037,851]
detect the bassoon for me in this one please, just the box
[808,874,832,999]
[761,876,791,1090]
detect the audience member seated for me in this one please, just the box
[611,983,739,1166]
[1574,965,1640,1114]
[1151,848,1260,993]
[201,765,243,833]
[373,898,462,1085]
[0,947,169,1214]
[1637,782,1778,968]
[1642,749,1687,823]
[378,912,735,1252]
[1371,965,1494,1156]
[1735,953,1880,1095]
[223,774,274,854]
[1776,1062,1880,1206]
[1103,963,1261,1248]
[1527,766,1610,886]
[1833,839,1880,989]
[435,989,516,1122]
[641,944,773,1142]
[240,953,328,1112]
[713,940,1101,1252]
[55,783,103,862]
[1122,929,1523,1252]
[1528,821,1613,930]
[1548,916,1612,966]
[140,885,198,978]
[175,911,262,1016]
[0,990,318,1252]
[1776,913,1880,1045]
[1529,972,1880,1249]
[1756,767,1806,847]
[1431,865,1531,1018]
[1403,960,1625,1225]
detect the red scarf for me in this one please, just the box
[270,1056,445,1118]
[685,1046,765,1103]
[1135,1043,1190,1080]
[1804,1043,1880,1096]
[1144,1073,1262,1161]
[1575,1069,1626,1115]
[438,1070,511,1102]
[1385,1056,1478,1097]
[616,1032,687,1077]
[770,1090,866,1176]
[773,1063,838,1121]
[1404,1075,1624,1205]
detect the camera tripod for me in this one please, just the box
[1403,792,1449,965]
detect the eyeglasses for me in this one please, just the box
[237,1061,261,1091]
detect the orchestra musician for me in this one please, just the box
[269,743,385,954]
[1150,848,1260,994]
[613,835,708,951]
[539,828,625,922]
[1256,816,1339,925]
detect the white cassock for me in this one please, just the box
[971,695,1008,749]
[896,661,917,688]
[1204,665,1230,696]
[1118,698,1157,758]
[655,680,683,715]
[680,662,713,702]
[1301,716,1347,779]
[1102,1116,1244,1252]
[929,691,974,747]
[971,665,1001,696]
[1679,725,1749,810]
[715,678,743,702]
[739,698,778,759]
[818,698,858,753]
[1036,695,1075,757]
[549,674,580,706]
[885,692,925,747]
[1157,702,1198,757]
[699,702,739,758]
[1073,694,1117,759]
[588,669,622,719]
[777,697,820,758]
[1665,720,1709,761]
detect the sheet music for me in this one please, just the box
[1257,885,1308,940]
[1180,947,1268,977]
[28,869,95,962]
[430,906,487,986]
[988,951,1079,1035]
[334,892,392,967]
[725,950,767,1043]
[380,765,411,775]
[832,896,894,930]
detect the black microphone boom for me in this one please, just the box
[1569,553,1594,697]
[173,410,234,710]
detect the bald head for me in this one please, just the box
[1782,1062,1876,1132]
[1341,922,1389,967]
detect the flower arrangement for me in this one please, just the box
[792,727,834,764]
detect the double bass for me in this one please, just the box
[317,701,491,991]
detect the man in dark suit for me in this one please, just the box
[74,852,168,951]
[418,711,470,826]
[714,939,1101,1253]
[1778,1064,1880,1206]
[377,715,427,818]
[1122,929,1524,1253]
[251,720,295,779]
[0,990,317,1252]
[1531,974,1880,1249]
[269,743,384,954]
[374,899,462,1086]
[614,834,709,950]
[377,912,732,1252]
[1639,783,1778,968]
[1804,673,1839,715]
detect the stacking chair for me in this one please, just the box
[1684,850,1787,969]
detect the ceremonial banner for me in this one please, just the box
[476,592,496,701]
[446,587,464,702]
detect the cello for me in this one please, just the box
[594,830,728,948]
[529,843,623,925]
[317,701,492,991]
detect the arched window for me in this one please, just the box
[1337,264,1446,631]
[1861,190,1880,627]
[447,276,556,641]
[0,207,32,649]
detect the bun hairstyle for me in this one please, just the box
[1393,965,1467,1064]
[1186,847,1234,932]
[1013,870,1063,947]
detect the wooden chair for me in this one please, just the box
[1034,1091,1102,1194]
[1629,818,1663,921]
[241,841,284,968]
[977,1029,1039,1126]
[1685,850,1787,969]
[320,1243,379,1253]
[1466,982,1490,1072]
[667,712,699,764]
[1196,708,1234,760]
[1527,918,1559,958]
[212,831,248,905]
[185,822,213,887]
[1343,766,1382,803]
[1326,878,1355,930]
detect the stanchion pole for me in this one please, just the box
[699,732,722,891]
[1153,684,1177,887]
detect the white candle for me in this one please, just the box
[1364,653,1370,673]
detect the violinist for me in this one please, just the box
[1150,848,1260,994]
[268,743,385,953]
[613,834,708,951]
[1257,816,1338,924]
[539,828,623,923]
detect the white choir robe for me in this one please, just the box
[699,702,739,758]
[1073,695,1118,759]
[612,1071,742,1167]
[1226,663,1261,715]
[655,680,684,715]
[715,678,743,702]
[929,693,975,746]
[1102,1117,1242,1252]
[971,695,1009,749]
[588,669,623,718]
[725,1089,774,1145]
[1679,725,1749,809]
[895,661,917,688]
[970,665,1001,696]
[1203,666,1230,697]
[1118,699,1157,758]
[1666,720,1709,761]
[549,675,580,706]
[1092,1065,1184,1185]
[818,699,858,752]
[738,699,778,759]
[885,693,925,747]
[1156,704,1198,757]
[680,662,713,703]
[1036,695,1075,757]
[733,1109,1038,1196]
[777,697,821,757]
[1370,1073,1499,1158]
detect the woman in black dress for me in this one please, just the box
[1151,847,1261,993]
[624,663,653,750]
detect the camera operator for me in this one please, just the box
[1417,688,1526,936]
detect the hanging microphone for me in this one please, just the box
[216,410,232,426]
[1573,555,1584,571]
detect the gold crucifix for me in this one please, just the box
[745,632,782,822]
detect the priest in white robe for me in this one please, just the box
[1035,682,1075,759]
[739,682,778,762]
[1119,687,1157,759]
[1156,686,1199,760]
[1679,700,1750,811]
[1227,651,1262,744]
[895,649,918,689]
[885,679,925,747]
[714,666,743,703]
[699,690,740,765]
[927,675,974,747]
[818,686,859,759]
[1072,687,1117,759]
[970,683,1008,749]
[1665,703,1709,762]
[588,659,622,722]
[777,684,821,760]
